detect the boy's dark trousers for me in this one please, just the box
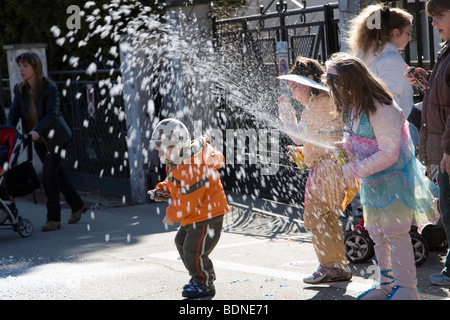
[174,215,224,288]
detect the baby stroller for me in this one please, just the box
[342,209,446,266]
[342,189,445,266]
[0,126,35,237]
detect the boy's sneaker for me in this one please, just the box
[303,264,352,284]
[182,280,215,299]
[183,278,195,290]
[429,272,450,286]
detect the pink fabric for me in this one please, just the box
[341,103,405,180]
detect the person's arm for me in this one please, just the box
[341,105,403,180]
[32,82,60,137]
[278,96,304,145]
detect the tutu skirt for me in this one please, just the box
[352,121,440,233]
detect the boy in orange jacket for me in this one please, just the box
[148,118,229,299]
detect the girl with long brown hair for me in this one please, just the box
[278,56,357,284]
[325,53,439,300]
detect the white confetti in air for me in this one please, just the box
[86,62,97,75]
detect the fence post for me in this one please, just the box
[414,0,423,67]
[211,15,218,49]
[277,0,288,42]
[119,38,147,204]
[324,4,339,57]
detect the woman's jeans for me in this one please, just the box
[35,143,84,222]
[438,170,450,277]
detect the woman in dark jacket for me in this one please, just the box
[406,0,450,286]
[8,52,86,231]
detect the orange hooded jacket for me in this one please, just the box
[156,136,230,226]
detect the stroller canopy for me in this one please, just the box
[0,126,22,175]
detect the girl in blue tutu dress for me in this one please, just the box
[324,53,440,300]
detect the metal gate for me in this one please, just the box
[210,3,339,205]
[212,3,339,67]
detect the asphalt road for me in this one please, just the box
[0,192,449,302]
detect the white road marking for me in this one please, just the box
[149,240,450,300]
[148,241,372,292]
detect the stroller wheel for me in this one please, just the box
[409,231,429,266]
[17,218,33,237]
[345,229,375,263]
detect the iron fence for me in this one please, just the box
[212,3,339,65]
[48,68,130,196]
[210,3,340,205]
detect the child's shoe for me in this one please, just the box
[386,285,420,300]
[303,264,352,284]
[182,280,215,299]
[357,269,395,300]
[357,284,394,300]
[183,278,195,290]
[429,272,450,286]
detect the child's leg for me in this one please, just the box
[174,225,188,269]
[326,210,348,269]
[360,227,419,300]
[305,198,347,269]
[370,231,393,280]
[179,215,224,289]
[358,230,394,300]
[385,228,420,300]
[305,198,332,267]
[303,197,351,284]
[313,212,347,269]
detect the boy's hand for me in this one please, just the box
[163,215,174,226]
[148,188,160,201]
[148,188,170,201]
